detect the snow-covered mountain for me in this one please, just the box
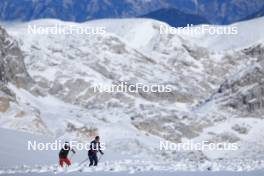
[193,0,264,24]
[0,0,168,21]
[0,0,264,24]
[140,8,210,27]
[0,26,49,134]
[1,16,264,174]
[243,5,264,21]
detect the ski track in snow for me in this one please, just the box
[1,159,264,175]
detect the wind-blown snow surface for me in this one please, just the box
[1,17,264,175]
[189,17,264,51]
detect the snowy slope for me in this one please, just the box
[188,17,264,51]
[2,127,264,175]
[1,17,264,175]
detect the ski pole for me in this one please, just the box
[69,152,75,160]
[79,157,89,166]
[98,153,103,162]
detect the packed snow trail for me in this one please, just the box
[2,158,264,175]
[1,168,264,176]
[1,128,264,175]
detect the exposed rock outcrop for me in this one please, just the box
[0,26,33,88]
[0,25,48,135]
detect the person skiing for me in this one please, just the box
[59,141,76,167]
[88,136,104,166]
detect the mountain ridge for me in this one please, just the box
[0,17,264,174]
[0,0,264,25]
[140,8,210,27]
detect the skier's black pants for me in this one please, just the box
[89,154,98,166]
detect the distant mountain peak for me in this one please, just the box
[140,8,210,27]
[0,0,264,24]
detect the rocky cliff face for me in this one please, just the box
[215,45,264,115]
[0,25,47,134]
[0,26,33,88]
[0,26,21,112]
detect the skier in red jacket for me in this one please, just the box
[59,142,76,167]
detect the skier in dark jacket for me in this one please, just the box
[59,142,76,167]
[88,136,104,166]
